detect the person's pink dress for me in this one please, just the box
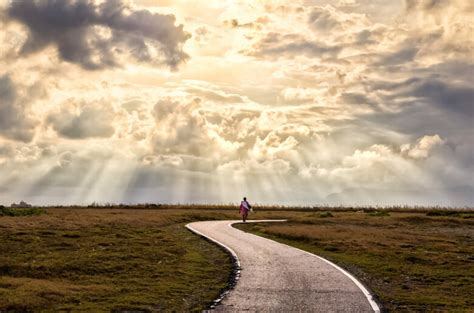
[240,201,249,216]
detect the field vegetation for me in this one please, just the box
[236,209,474,312]
[0,207,240,311]
[0,206,45,217]
[1,205,472,311]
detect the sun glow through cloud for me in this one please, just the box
[0,0,473,206]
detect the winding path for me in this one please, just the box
[186,220,380,312]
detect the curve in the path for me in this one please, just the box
[186,220,380,313]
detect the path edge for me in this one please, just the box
[185,222,241,310]
[231,221,382,313]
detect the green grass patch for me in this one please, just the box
[367,210,390,217]
[319,211,334,218]
[0,207,46,217]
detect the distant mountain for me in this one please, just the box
[325,186,474,207]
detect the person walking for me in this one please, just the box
[239,197,251,222]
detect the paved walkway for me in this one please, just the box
[186,220,380,312]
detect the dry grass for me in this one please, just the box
[1,206,473,312]
[236,210,474,312]
[0,208,241,312]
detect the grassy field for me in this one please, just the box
[1,205,473,312]
[0,207,241,312]
[236,209,474,312]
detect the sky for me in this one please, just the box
[0,0,473,206]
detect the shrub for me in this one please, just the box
[0,207,46,217]
[319,211,334,218]
[426,210,459,217]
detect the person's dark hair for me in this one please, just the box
[243,197,247,200]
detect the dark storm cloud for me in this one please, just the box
[409,80,474,116]
[246,32,341,59]
[371,75,474,117]
[417,61,474,82]
[354,74,474,153]
[0,75,37,142]
[342,45,474,154]
[7,0,191,70]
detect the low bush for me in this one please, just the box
[426,210,459,217]
[319,211,334,218]
[367,210,390,217]
[0,207,46,217]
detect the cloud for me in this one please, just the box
[47,102,115,139]
[308,6,342,32]
[6,0,191,70]
[25,148,115,199]
[244,32,341,59]
[183,87,245,104]
[325,186,474,206]
[297,136,450,192]
[405,0,450,12]
[369,74,474,118]
[0,74,37,142]
[249,131,299,162]
[279,87,318,105]
[153,99,177,122]
[150,98,227,158]
[217,158,291,176]
[222,16,270,30]
[409,79,474,116]
[142,154,216,173]
[223,19,254,29]
[375,47,418,66]
[0,1,473,206]
[193,26,210,43]
[401,134,445,159]
[307,4,373,42]
[298,143,420,191]
[340,92,378,110]
[148,95,321,173]
[402,0,473,59]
